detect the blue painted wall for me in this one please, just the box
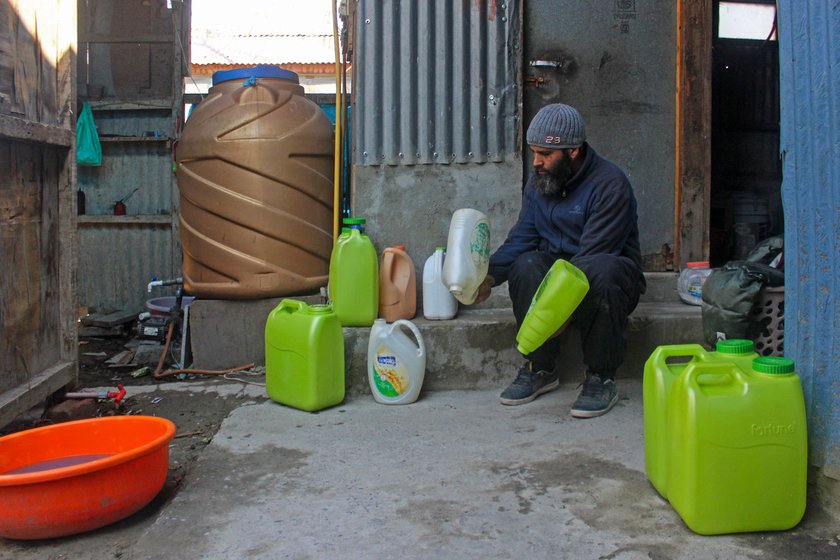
[777,1,839,472]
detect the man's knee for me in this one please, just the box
[574,255,626,292]
[509,251,553,287]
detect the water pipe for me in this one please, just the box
[65,384,127,405]
[147,276,183,293]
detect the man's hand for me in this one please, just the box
[472,275,496,305]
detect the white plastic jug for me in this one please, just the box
[423,247,458,320]
[442,208,490,305]
[367,318,427,404]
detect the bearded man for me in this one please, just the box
[472,103,646,418]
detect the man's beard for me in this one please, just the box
[534,155,573,197]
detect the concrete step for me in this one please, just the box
[187,272,703,395]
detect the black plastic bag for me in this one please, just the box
[76,101,102,166]
[701,260,784,346]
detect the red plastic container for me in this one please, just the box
[0,416,176,540]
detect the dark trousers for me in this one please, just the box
[508,251,643,378]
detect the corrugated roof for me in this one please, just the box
[191,34,337,66]
[190,0,339,69]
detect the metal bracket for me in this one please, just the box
[529,59,565,69]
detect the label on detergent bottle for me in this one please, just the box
[470,222,490,268]
[371,345,409,397]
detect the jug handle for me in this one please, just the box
[647,344,708,367]
[683,361,747,395]
[276,299,306,314]
[382,250,396,281]
[384,250,411,290]
[393,319,425,357]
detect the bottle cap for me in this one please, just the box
[715,339,754,355]
[436,246,446,251]
[752,356,795,374]
[686,261,710,268]
[343,217,366,225]
[392,245,406,251]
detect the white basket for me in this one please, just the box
[749,287,784,357]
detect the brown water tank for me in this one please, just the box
[176,66,334,299]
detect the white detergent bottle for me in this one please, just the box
[367,318,427,404]
[423,246,458,320]
[442,208,490,305]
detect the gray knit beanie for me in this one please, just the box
[526,103,586,149]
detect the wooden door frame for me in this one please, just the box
[675,0,712,266]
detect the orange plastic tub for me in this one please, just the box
[0,415,176,540]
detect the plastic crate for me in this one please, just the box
[750,286,784,357]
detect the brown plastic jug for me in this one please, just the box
[176,65,334,299]
[379,246,417,322]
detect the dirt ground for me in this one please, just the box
[1,327,267,524]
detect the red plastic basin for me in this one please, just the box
[0,415,176,540]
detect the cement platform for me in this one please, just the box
[188,273,706,392]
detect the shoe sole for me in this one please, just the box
[570,390,620,418]
[499,379,560,406]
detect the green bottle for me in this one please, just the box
[515,259,589,355]
[329,218,379,326]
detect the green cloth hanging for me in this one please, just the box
[76,101,102,166]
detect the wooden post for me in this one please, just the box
[675,0,712,266]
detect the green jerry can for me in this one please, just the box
[643,339,758,497]
[666,356,807,535]
[329,219,378,327]
[265,299,345,412]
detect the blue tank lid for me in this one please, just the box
[212,65,300,86]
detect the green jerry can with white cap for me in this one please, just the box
[666,356,807,535]
[643,339,759,498]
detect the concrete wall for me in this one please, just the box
[351,162,523,277]
[523,0,677,267]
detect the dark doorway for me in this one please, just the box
[710,0,782,266]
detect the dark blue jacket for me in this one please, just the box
[489,144,644,286]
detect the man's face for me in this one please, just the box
[531,146,574,197]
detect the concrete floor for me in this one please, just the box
[3,379,838,560]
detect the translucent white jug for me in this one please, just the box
[442,208,490,305]
[367,319,427,404]
[423,247,458,320]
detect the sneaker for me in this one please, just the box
[570,373,619,418]
[499,363,559,405]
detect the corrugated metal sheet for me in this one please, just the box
[78,143,173,215]
[777,1,840,472]
[76,114,179,313]
[354,0,520,166]
[78,225,177,313]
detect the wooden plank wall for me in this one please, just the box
[0,0,76,427]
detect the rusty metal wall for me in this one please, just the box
[353,0,520,166]
[777,1,840,474]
